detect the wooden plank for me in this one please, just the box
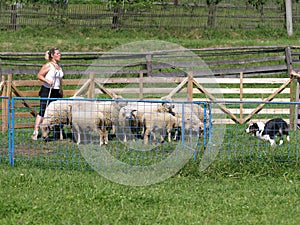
[212,65,287,76]
[92,87,291,95]
[14,112,35,118]
[212,118,290,125]
[12,77,290,87]
[151,56,285,68]
[190,98,290,102]
[13,80,42,86]
[88,73,95,98]
[14,123,34,129]
[6,87,291,97]
[194,78,290,84]
[211,108,290,115]
[11,83,37,117]
[9,90,76,97]
[72,79,91,97]
[240,72,243,121]
[205,55,286,67]
[94,79,118,99]
[193,88,290,94]
[162,77,188,99]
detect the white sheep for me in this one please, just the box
[117,101,174,142]
[95,99,128,135]
[170,103,206,140]
[142,112,180,145]
[71,101,113,146]
[40,99,73,140]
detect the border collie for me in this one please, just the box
[245,118,290,146]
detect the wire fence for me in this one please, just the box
[0,97,299,171]
[1,1,300,31]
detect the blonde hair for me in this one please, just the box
[44,51,50,61]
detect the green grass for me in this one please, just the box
[1,26,300,53]
[0,161,299,225]
[1,122,298,224]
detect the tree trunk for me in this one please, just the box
[207,3,216,28]
[112,6,119,28]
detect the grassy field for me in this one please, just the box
[1,27,300,224]
[0,161,299,224]
[1,26,300,52]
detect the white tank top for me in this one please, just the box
[43,63,64,89]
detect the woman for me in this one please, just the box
[31,47,64,140]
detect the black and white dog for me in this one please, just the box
[245,118,290,146]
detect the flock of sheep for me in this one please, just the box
[40,97,208,146]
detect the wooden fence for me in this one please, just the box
[1,46,300,130]
[1,2,300,30]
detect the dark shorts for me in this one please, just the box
[38,85,62,117]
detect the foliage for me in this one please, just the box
[108,0,155,8]
[3,0,68,3]
[247,0,267,9]
[206,0,223,5]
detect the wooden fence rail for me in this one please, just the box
[1,46,300,130]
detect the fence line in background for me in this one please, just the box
[1,2,300,31]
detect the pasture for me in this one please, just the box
[1,26,300,224]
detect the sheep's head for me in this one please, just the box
[113,96,128,108]
[40,123,50,139]
[182,117,204,136]
[158,102,175,115]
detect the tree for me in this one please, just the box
[206,0,222,28]
[108,0,154,28]
[247,0,267,21]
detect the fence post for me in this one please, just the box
[240,72,243,122]
[139,71,143,100]
[88,72,95,98]
[7,75,12,132]
[285,46,295,130]
[295,81,300,130]
[1,75,8,133]
[7,74,12,98]
[10,3,17,30]
[187,72,193,101]
[285,0,293,36]
[146,54,152,77]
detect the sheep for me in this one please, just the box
[117,101,174,142]
[142,112,180,145]
[40,99,73,140]
[117,106,139,142]
[95,99,128,136]
[170,103,207,140]
[40,97,88,140]
[71,101,112,146]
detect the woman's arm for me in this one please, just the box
[290,69,300,78]
[37,63,53,86]
[59,77,63,97]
